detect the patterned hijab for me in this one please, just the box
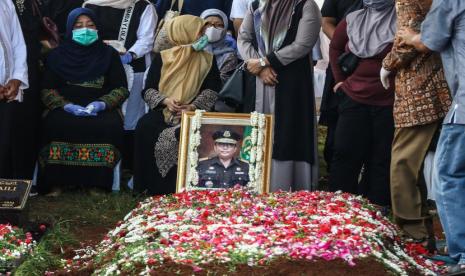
[259,0,298,54]
[159,15,213,124]
[346,0,396,58]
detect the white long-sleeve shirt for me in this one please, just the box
[0,0,28,101]
[128,2,157,66]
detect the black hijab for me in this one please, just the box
[46,8,114,83]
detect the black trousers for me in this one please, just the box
[329,92,394,206]
[319,66,338,173]
[0,98,40,179]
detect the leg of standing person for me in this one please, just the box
[9,73,41,180]
[123,73,146,171]
[390,122,439,240]
[329,92,370,194]
[320,66,338,173]
[434,124,465,267]
[363,105,393,207]
[0,102,15,178]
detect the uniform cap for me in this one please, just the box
[213,129,241,144]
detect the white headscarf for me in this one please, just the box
[200,9,237,70]
[83,0,137,9]
[200,9,229,33]
[346,0,396,58]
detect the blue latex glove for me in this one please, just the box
[120,52,133,64]
[86,101,106,115]
[64,104,93,116]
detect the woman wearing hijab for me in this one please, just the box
[328,0,396,207]
[39,8,129,195]
[133,15,221,195]
[237,0,321,191]
[200,9,238,84]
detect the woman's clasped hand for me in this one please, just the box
[162,97,195,115]
[246,58,278,86]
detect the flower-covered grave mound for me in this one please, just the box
[0,224,35,272]
[68,189,439,275]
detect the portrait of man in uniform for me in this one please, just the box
[197,129,249,189]
[176,112,272,193]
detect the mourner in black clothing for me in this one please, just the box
[133,15,221,196]
[38,8,129,195]
[319,0,362,173]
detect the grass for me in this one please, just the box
[27,190,142,227]
[14,191,142,275]
[315,125,330,191]
[14,221,75,276]
[317,126,329,179]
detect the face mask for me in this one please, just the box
[72,28,99,46]
[192,35,209,51]
[205,26,224,43]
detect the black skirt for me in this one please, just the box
[38,109,124,193]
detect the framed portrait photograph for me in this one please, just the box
[176,111,273,193]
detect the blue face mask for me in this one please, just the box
[72,28,99,46]
[192,35,209,51]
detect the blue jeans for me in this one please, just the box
[434,124,465,265]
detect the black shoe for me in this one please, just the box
[29,186,38,197]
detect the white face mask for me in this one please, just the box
[205,26,224,43]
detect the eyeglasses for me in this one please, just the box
[206,22,225,29]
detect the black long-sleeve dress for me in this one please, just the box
[38,51,129,193]
[133,54,221,195]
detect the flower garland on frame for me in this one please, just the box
[186,111,267,191]
[186,110,204,188]
[248,112,266,191]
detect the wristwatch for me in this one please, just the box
[259,57,266,67]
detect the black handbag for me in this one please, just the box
[337,52,360,76]
[218,63,246,105]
